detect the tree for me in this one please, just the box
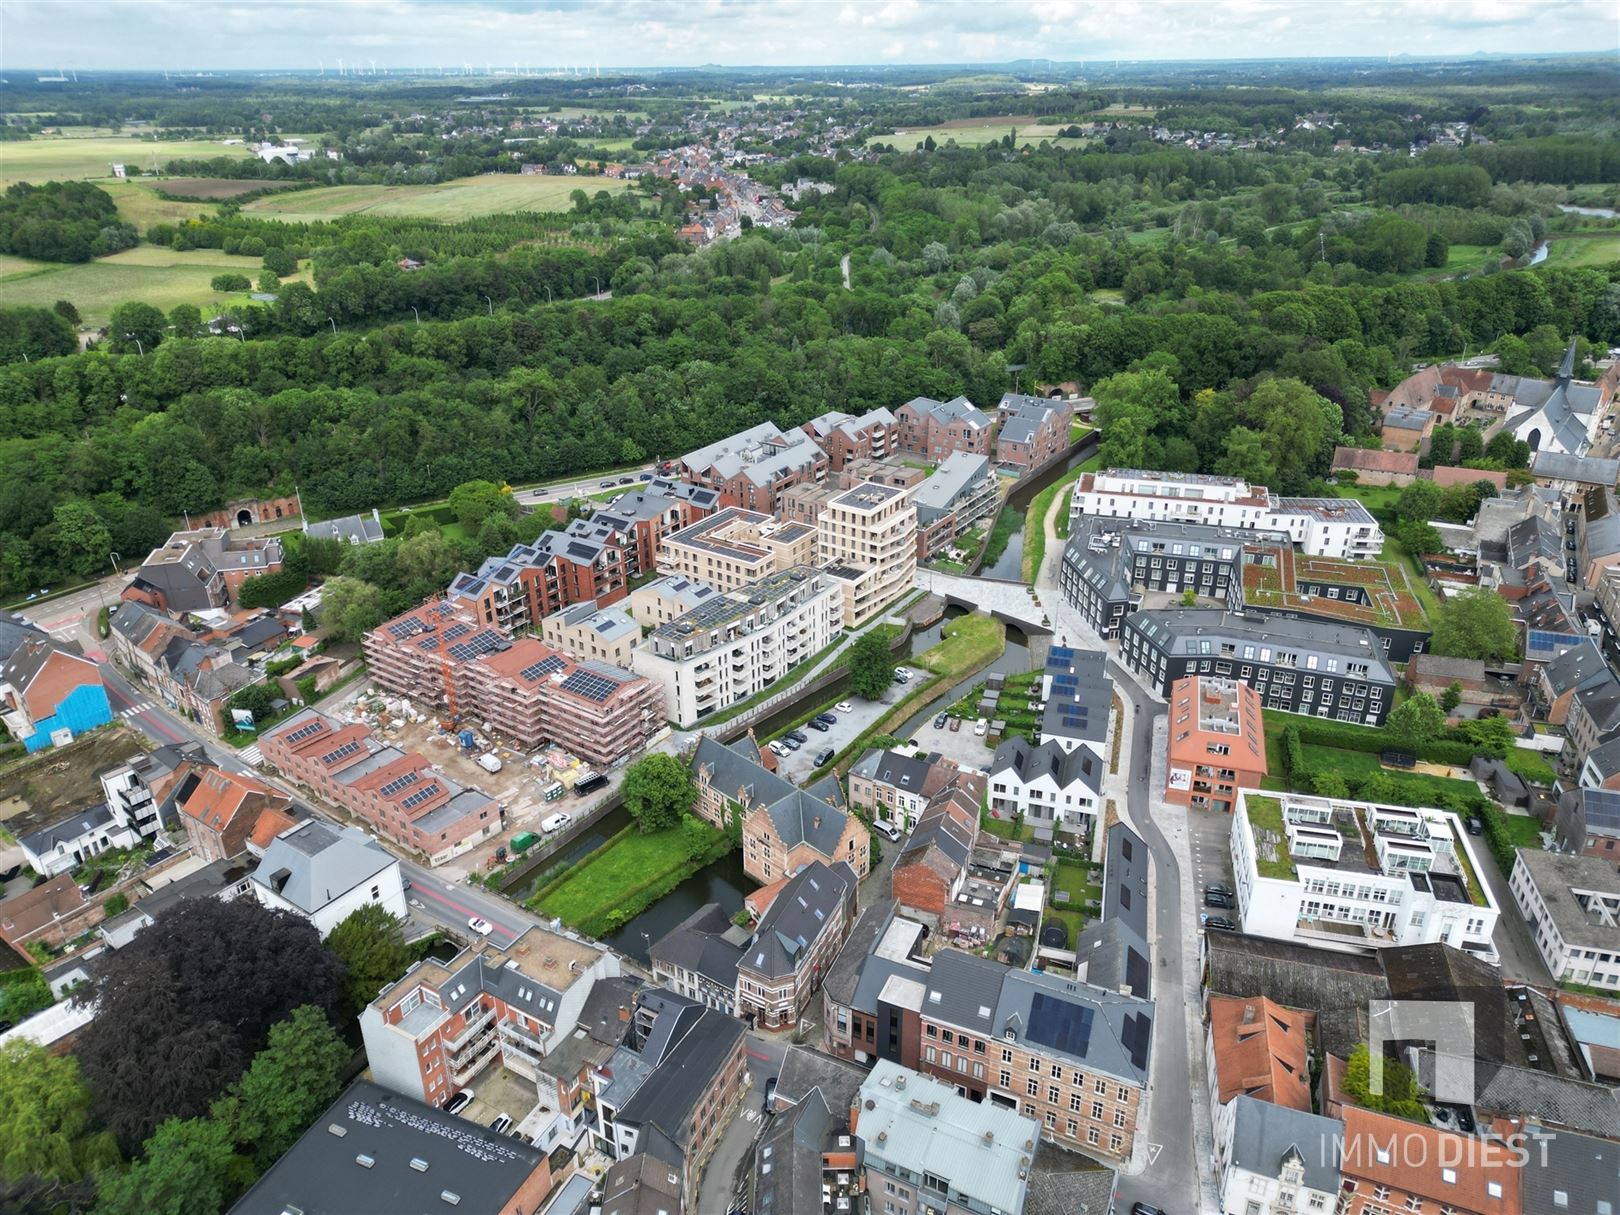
[209,273,251,293]
[621,753,696,834]
[50,500,112,577]
[167,304,201,338]
[1385,694,1445,752]
[261,247,297,277]
[1342,1043,1425,1120]
[315,576,385,643]
[325,906,413,1018]
[447,479,515,531]
[1431,586,1517,662]
[52,300,80,325]
[1440,681,1463,713]
[91,1116,238,1215]
[847,629,895,700]
[76,900,341,1151]
[226,682,279,727]
[215,1005,348,1168]
[0,968,55,1027]
[680,814,717,861]
[1393,517,1442,557]
[0,1041,119,1187]
[1311,770,1349,798]
[106,302,165,354]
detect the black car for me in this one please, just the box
[807,718,828,731]
[1132,1204,1166,1215]
[1206,882,1232,898]
[814,747,834,766]
[1465,816,1484,835]
[787,729,808,744]
[763,1075,778,1111]
[1201,914,1236,931]
[815,711,837,725]
[934,713,947,728]
[781,735,802,751]
[1203,890,1232,908]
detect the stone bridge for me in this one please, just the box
[914,569,1053,635]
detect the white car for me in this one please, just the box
[542,812,570,833]
[973,718,987,736]
[769,740,789,757]
[835,701,854,713]
[880,821,904,842]
[445,1089,474,1115]
[468,916,493,935]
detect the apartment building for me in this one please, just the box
[632,567,842,727]
[1039,645,1112,759]
[855,1062,1037,1215]
[1121,609,1397,726]
[678,421,829,513]
[649,903,743,1015]
[125,528,285,613]
[566,478,718,575]
[1339,1107,1520,1215]
[994,393,1073,470]
[910,452,999,559]
[1211,1096,1342,1215]
[360,925,622,1111]
[735,860,856,1029]
[447,531,629,638]
[656,507,817,594]
[538,600,639,667]
[895,395,995,461]
[1509,848,1620,993]
[248,819,407,937]
[464,636,663,765]
[802,408,896,471]
[817,481,918,628]
[1231,790,1501,959]
[260,708,501,865]
[1070,468,1383,559]
[627,574,722,629]
[1165,676,1267,812]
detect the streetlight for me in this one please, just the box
[483,295,494,316]
[125,334,144,357]
[411,305,421,326]
[327,317,337,335]
[109,552,121,575]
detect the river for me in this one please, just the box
[1558,204,1619,219]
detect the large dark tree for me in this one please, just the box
[75,900,343,1152]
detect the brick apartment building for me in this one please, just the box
[172,762,293,861]
[735,860,856,1029]
[801,408,897,471]
[446,531,630,637]
[1339,1106,1521,1215]
[125,528,284,613]
[995,393,1074,470]
[895,395,995,461]
[1165,676,1268,812]
[563,477,718,576]
[678,421,829,513]
[260,708,502,865]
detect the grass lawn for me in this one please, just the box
[240,173,629,223]
[914,613,1006,681]
[1260,714,1486,806]
[1055,489,1076,539]
[0,245,309,329]
[533,824,718,929]
[101,180,218,228]
[867,116,1041,148]
[1541,232,1620,269]
[1495,813,1544,848]
[1244,794,1296,880]
[1022,465,1085,582]
[1503,746,1557,785]
[0,135,256,187]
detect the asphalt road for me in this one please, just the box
[511,461,658,508]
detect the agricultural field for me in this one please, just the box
[867,116,1088,149]
[0,246,309,328]
[158,177,297,200]
[0,134,255,186]
[97,180,218,228]
[1542,231,1620,268]
[239,172,630,222]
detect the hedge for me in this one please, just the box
[1284,718,1503,764]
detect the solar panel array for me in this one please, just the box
[1120,1011,1152,1072]
[1026,991,1095,1058]
[320,740,362,765]
[519,654,567,683]
[1527,630,1582,655]
[283,719,326,745]
[387,617,427,640]
[448,631,504,663]
[379,770,421,798]
[1582,787,1620,833]
[401,783,442,810]
[442,622,473,643]
[560,670,621,702]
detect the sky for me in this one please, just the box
[2,0,1616,72]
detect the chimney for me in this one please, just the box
[813,815,822,830]
[617,1004,630,1023]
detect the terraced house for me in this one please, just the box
[735,860,856,1029]
[677,420,829,513]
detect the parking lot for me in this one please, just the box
[1186,804,1237,922]
[768,668,922,783]
[902,712,998,771]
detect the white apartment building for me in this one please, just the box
[1231,790,1500,960]
[1509,848,1620,993]
[1071,468,1383,559]
[817,481,918,628]
[631,566,842,726]
[1214,1097,1342,1215]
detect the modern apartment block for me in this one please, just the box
[895,395,995,461]
[633,567,842,726]
[656,507,817,594]
[1230,790,1501,960]
[1070,468,1383,559]
[802,408,897,470]
[260,708,502,865]
[735,860,856,1029]
[678,421,829,513]
[627,574,723,629]
[565,477,719,575]
[994,393,1074,470]
[1165,676,1268,812]
[447,531,629,636]
[360,925,621,1111]
[538,600,639,667]
[817,481,918,628]
[1121,609,1397,726]
[1509,848,1620,993]
[125,528,285,613]
[911,452,1000,559]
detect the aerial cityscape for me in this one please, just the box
[0,3,1618,1214]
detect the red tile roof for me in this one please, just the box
[1207,994,1312,1111]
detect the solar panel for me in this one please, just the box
[519,655,567,683]
[418,636,439,650]
[1121,1011,1152,1073]
[379,771,421,798]
[442,623,472,643]
[1528,630,1582,653]
[387,618,426,640]
[401,783,441,810]
[448,632,504,663]
[560,670,620,702]
[320,741,362,765]
[1582,787,1620,833]
[1026,991,1095,1058]
[283,719,325,744]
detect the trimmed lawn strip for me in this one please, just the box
[1022,465,1085,583]
[530,822,729,936]
[914,614,1006,681]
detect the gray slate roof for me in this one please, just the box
[1227,1095,1342,1193]
[742,860,854,980]
[303,509,384,545]
[1532,450,1620,486]
[1543,638,1613,698]
[990,735,1103,795]
[19,802,116,858]
[753,1088,834,1215]
[0,611,50,663]
[1521,1129,1620,1215]
[249,820,396,915]
[650,902,743,990]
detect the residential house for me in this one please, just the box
[248,819,406,937]
[1536,637,1615,728]
[107,601,263,736]
[1331,445,1420,486]
[1509,848,1620,993]
[1039,645,1113,758]
[889,787,978,926]
[894,395,994,461]
[1166,676,1267,812]
[750,1088,850,1215]
[0,874,88,960]
[568,477,718,577]
[1380,406,1436,453]
[1211,1096,1342,1215]
[0,639,111,752]
[1339,1106,1520,1215]
[172,762,293,861]
[801,408,897,471]
[816,481,918,629]
[910,452,999,559]
[994,392,1073,470]
[677,421,829,514]
[649,903,743,1015]
[735,860,856,1029]
[302,508,384,546]
[987,735,1102,832]
[598,1153,686,1215]
[125,528,284,613]
[846,747,984,836]
[855,1062,1037,1215]
[225,1079,554,1215]
[1552,786,1620,857]
[1204,995,1314,1159]
[1521,1129,1620,1215]
[18,804,142,879]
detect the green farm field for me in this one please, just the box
[0,246,310,328]
[868,116,1088,149]
[0,135,255,186]
[239,172,630,222]
[1542,231,1620,268]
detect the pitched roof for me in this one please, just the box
[174,764,288,838]
[649,902,743,991]
[741,860,854,980]
[1226,1095,1342,1194]
[1,640,101,718]
[1340,1106,1520,1213]
[1521,1129,1620,1215]
[989,735,1102,794]
[1208,995,1313,1111]
[249,820,397,915]
[1332,446,1421,476]
[0,874,86,944]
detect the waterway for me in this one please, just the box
[1558,204,1618,219]
[1527,242,1550,266]
[980,525,1025,580]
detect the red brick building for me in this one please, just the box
[1340,1107,1521,1215]
[172,763,293,861]
[802,409,897,471]
[995,393,1074,470]
[677,422,829,513]
[895,395,994,462]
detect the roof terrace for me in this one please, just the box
[1241,546,1429,630]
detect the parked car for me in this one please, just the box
[1466,816,1484,836]
[949,716,961,732]
[1201,914,1236,931]
[880,821,903,842]
[1204,890,1232,908]
[934,713,948,728]
[489,1113,512,1134]
[542,812,571,834]
[781,735,802,751]
[1206,882,1232,898]
[638,472,653,481]
[1132,1204,1167,1215]
[787,729,808,744]
[814,747,834,766]
[974,718,987,736]
[807,718,828,732]
[445,1089,474,1115]
[769,740,788,757]
[763,1075,778,1111]
[815,712,837,725]
[835,701,854,713]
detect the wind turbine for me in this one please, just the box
[369,58,377,75]
[337,57,344,76]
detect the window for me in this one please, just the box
[1110,1134,1122,1152]
[1092,1101,1104,1119]
[1027,1079,1039,1097]
[1050,1062,1063,1079]
[1048,1086,1060,1104]
[1000,1070,1011,1088]
[1002,1048,1013,1064]
[925,1046,936,1064]
[1114,1109,1127,1128]
[1095,1078,1107,1093]
[1087,1127,1100,1145]
[1066,1118,1078,1138]
[1069,1093,1082,1112]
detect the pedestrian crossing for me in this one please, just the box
[117,701,153,719]
[238,744,264,766]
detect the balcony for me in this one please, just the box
[442,1004,496,1052]
[451,1036,500,1085]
